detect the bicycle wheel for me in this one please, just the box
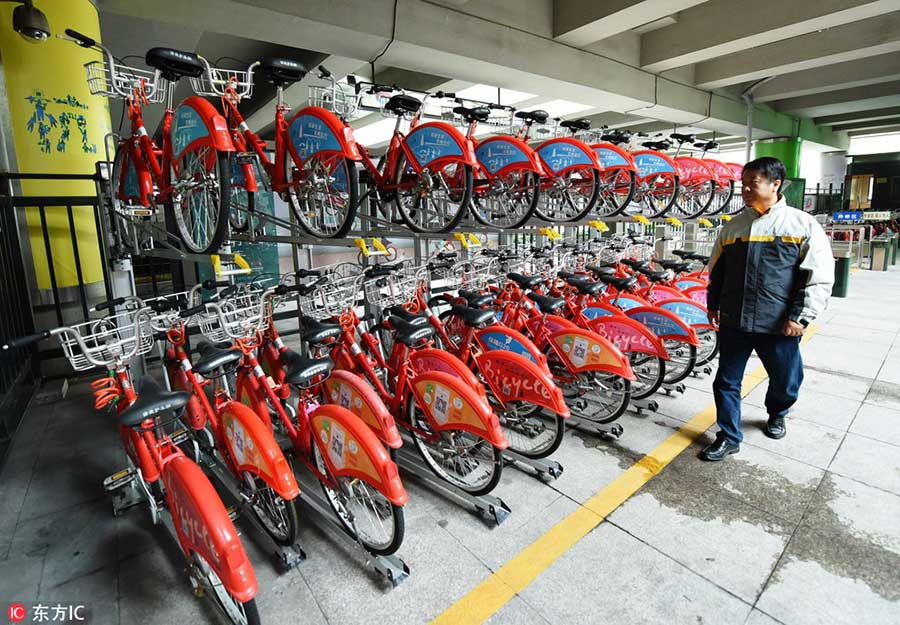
[190,552,260,625]
[229,185,255,232]
[695,328,719,366]
[169,148,231,254]
[534,166,599,222]
[285,153,358,239]
[393,154,472,233]
[569,371,630,424]
[704,181,734,217]
[662,339,696,384]
[674,179,716,219]
[629,353,665,400]
[241,471,300,547]
[595,168,636,217]
[493,399,564,459]
[470,170,539,229]
[636,172,679,219]
[312,440,405,555]
[407,394,503,495]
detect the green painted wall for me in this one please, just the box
[754,139,802,177]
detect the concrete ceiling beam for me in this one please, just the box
[848,123,900,135]
[773,81,900,113]
[752,53,900,102]
[694,10,900,89]
[815,107,900,126]
[641,0,897,72]
[830,117,900,132]
[552,0,708,47]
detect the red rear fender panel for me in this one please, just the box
[626,305,700,345]
[286,106,362,165]
[170,96,234,161]
[587,315,668,359]
[590,143,637,172]
[321,370,403,448]
[655,298,714,331]
[535,137,601,175]
[474,325,548,370]
[218,400,300,499]
[546,327,635,380]
[409,370,508,448]
[310,404,408,505]
[163,454,258,602]
[409,348,487,396]
[474,135,543,177]
[674,156,719,185]
[402,121,476,169]
[475,350,569,417]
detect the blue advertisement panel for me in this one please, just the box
[581,305,617,320]
[289,114,343,161]
[628,311,691,338]
[476,140,530,175]
[406,126,463,166]
[657,300,708,328]
[634,152,676,178]
[171,104,209,158]
[614,295,645,311]
[537,141,594,173]
[593,146,630,169]
[478,330,539,364]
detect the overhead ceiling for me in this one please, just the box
[94,0,900,154]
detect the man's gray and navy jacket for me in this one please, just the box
[707,198,835,334]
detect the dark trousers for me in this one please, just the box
[712,327,804,444]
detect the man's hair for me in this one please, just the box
[743,157,786,186]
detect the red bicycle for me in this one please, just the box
[3,301,261,625]
[63,30,239,254]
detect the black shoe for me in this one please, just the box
[700,435,740,461]
[765,415,786,439]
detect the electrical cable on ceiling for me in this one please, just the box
[369,0,399,78]
[624,74,659,115]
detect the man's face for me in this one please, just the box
[741,169,780,209]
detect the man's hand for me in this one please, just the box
[708,309,720,329]
[783,320,805,337]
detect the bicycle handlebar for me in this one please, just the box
[2,330,51,350]
[93,297,126,312]
[64,29,95,48]
[202,279,231,290]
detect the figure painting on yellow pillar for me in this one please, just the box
[1,0,111,291]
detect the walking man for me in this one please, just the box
[701,157,835,461]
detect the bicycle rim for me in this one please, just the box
[408,398,502,495]
[662,340,696,384]
[470,170,539,229]
[394,155,472,233]
[285,153,358,238]
[242,472,299,546]
[675,179,715,219]
[229,184,254,232]
[170,148,230,254]
[636,172,678,218]
[495,400,564,459]
[312,442,404,554]
[190,552,260,625]
[534,167,598,222]
[571,372,630,424]
[595,168,636,217]
[704,181,734,217]
[695,328,719,366]
[629,353,665,400]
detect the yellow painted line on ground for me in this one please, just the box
[431,326,819,625]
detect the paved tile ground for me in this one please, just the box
[2,268,899,625]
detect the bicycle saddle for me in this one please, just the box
[637,267,670,282]
[385,94,422,116]
[507,273,543,290]
[144,48,204,81]
[526,292,566,314]
[386,306,429,326]
[596,273,639,291]
[672,250,710,263]
[193,340,241,376]
[601,132,631,145]
[458,289,494,308]
[641,141,671,151]
[586,264,616,277]
[450,304,494,327]
[514,109,549,124]
[281,350,334,387]
[388,316,434,346]
[621,258,650,271]
[119,376,190,428]
[695,140,718,151]
[670,133,696,144]
[561,275,605,295]
[657,259,693,273]
[262,57,307,86]
[453,106,491,123]
[300,315,341,344]
[560,118,591,131]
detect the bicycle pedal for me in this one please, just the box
[104,467,136,492]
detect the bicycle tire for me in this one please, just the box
[636,172,679,219]
[312,440,405,555]
[574,373,630,424]
[595,168,636,218]
[695,328,719,367]
[169,150,231,254]
[704,181,734,217]
[393,154,472,233]
[496,401,565,459]
[629,353,666,400]
[469,170,540,229]
[533,167,599,222]
[190,552,261,625]
[407,393,503,496]
[242,471,300,547]
[674,179,716,219]
[662,340,696,384]
[285,154,359,239]
[229,186,255,232]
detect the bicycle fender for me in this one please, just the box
[726,162,744,179]
[683,285,708,306]
[408,348,487,396]
[218,400,300,500]
[675,277,706,291]
[117,145,153,207]
[587,315,668,359]
[310,404,408,506]
[626,306,700,346]
[475,350,569,417]
[163,454,258,603]
[170,96,234,162]
[546,328,635,380]
[402,121,477,169]
[535,137,601,175]
[322,370,403,449]
[633,150,678,181]
[523,313,580,337]
[590,143,637,172]
[287,106,361,165]
[646,285,685,304]
[674,156,719,185]
[474,325,547,369]
[475,136,543,177]
[704,158,740,182]
[409,370,507,448]
[655,298,714,331]
[581,301,627,320]
[119,425,160,483]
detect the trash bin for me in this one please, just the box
[890,233,899,266]
[870,237,890,271]
[832,251,854,298]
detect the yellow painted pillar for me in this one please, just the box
[0,0,112,289]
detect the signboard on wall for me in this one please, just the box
[863,211,892,221]
[833,211,863,222]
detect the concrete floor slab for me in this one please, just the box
[744,608,786,625]
[816,321,897,345]
[484,595,551,625]
[878,356,900,386]
[828,432,900,496]
[826,313,900,334]
[738,404,846,470]
[653,385,715,423]
[798,335,892,379]
[37,565,119,625]
[790,367,872,402]
[520,522,752,625]
[608,465,790,602]
[848,401,900,448]
[742,380,861,431]
[865,380,900,412]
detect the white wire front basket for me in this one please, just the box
[454,257,497,291]
[84,60,166,102]
[190,63,254,98]
[626,241,654,262]
[197,287,268,342]
[308,83,359,118]
[440,106,512,131]
[143,291,197,332]
[364,264,428,309]
[60,309,154,371]
[298,272,363,319]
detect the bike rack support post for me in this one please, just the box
[396,447,511,526]
[566,417,624,440]
[628,398,660,415]
[660,382,686,396]
[690,364,713,378]
[502,450,564,482]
